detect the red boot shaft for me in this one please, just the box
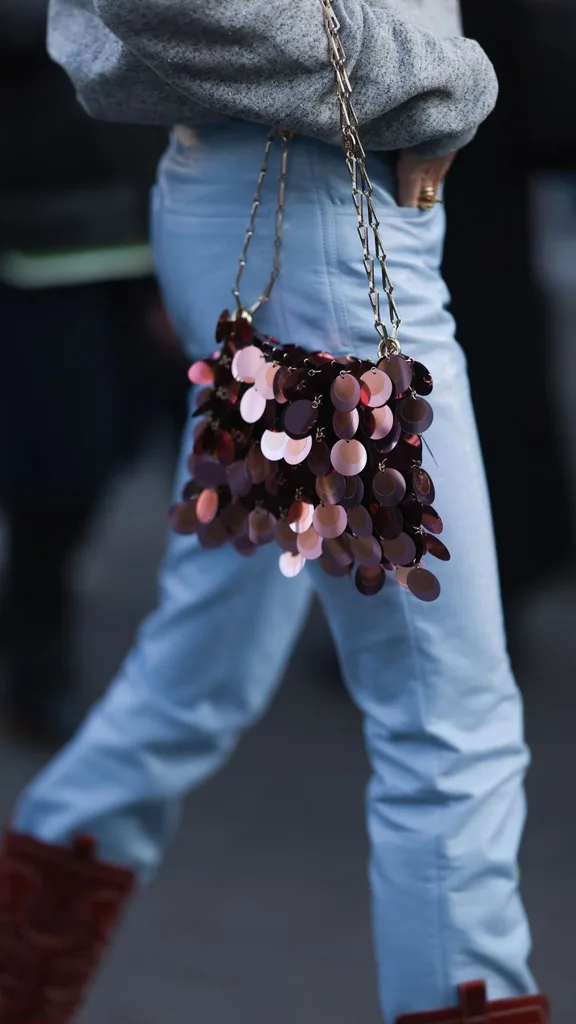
[397,980,549,1023]
[0,831,134,1023]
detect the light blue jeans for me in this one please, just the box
[14,125,536,1021]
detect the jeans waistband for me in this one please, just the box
[167,121,398,207]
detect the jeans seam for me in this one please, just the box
[395,584,452,1005]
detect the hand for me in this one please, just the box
[396,150,457,208]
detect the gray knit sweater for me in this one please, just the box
[48,0,498,156]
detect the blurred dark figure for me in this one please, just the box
[443,0,576,611]
[519,0,576,171]
[522,0,576,526]
[0,0,188,743]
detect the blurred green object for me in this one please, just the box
[0,243,155,289]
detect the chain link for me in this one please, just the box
[320,0,402,357]
[232,2,401,357]
[232,129,291,318]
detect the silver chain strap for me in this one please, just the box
[232,2,402,357]
[320,0,402,357]
[232,129,291,318]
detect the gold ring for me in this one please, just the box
[418,186,442,211]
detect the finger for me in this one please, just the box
[396,169,424,208]
[419,169,445,195]
[396,151,457,207]
[419,154,456,193]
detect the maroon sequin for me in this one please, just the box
[316,471,346,506]
[397,396,434,434]
[412,360,434,396]
[374,505,403,540]
[351,535,382,568]
[347,505,374,539]
[194,456,227,489]
[169,501,198,536]
[283,399,318,439]
[382,532,417,567]
[340,474,365,510]
[425,534,451,561]
[307,440,332,476]
[216,309,233,343]
[407,567,441,602]
[380,354,413,395]
[355,565,386,596]
[422,507,444,535]
[412,468,436,506]
[372,468,406,506]
[331,373,361,413]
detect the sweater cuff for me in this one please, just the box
[410,127,477,158]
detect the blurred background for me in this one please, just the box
[0,0,575,1021]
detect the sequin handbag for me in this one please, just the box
[170,0,450,601]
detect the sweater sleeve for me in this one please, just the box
[50,0,498,155]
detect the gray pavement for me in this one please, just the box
[0,438,574,1024]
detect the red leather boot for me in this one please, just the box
[0,831,134,1023]
[396,981,549,1023]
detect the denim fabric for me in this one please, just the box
[15,124,536,1020]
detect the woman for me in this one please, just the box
[0,1,547,1022]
